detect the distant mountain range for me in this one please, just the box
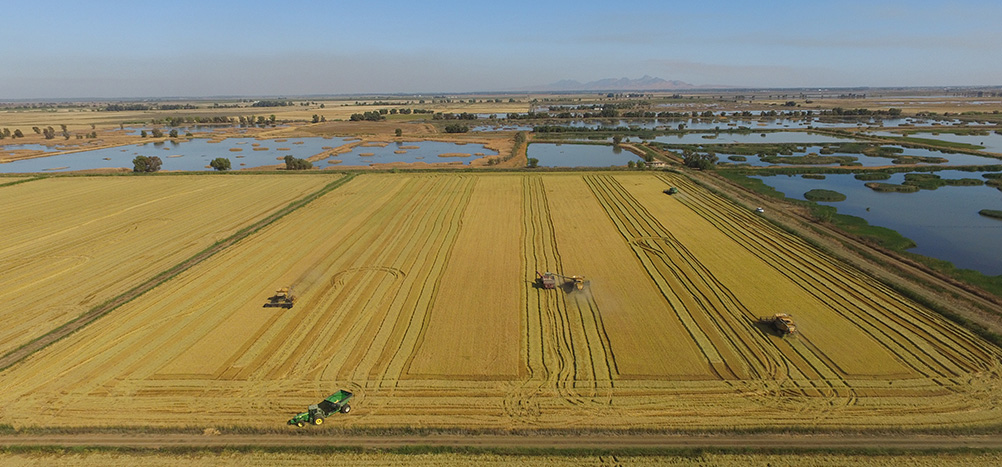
[522,75,696,92]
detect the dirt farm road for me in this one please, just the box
[2,433,1002,450]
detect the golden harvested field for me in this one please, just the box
[0,175,337,357]
[0,177,32,185]
[0,173,1000,430]
[3,452,1002,467]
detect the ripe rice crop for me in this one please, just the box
[0,173,999,430]
[0,175,337,357]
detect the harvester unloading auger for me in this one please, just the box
[536,271,590,291]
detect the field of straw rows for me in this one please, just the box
[1,172,1000,429]
[3,452,1002,467]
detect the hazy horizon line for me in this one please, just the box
[4,84,1001,103]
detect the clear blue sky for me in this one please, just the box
[3,0,1000,99]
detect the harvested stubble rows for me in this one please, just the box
[0,175,335,358]
[4,452,1002,467]
[1,173,1000,430]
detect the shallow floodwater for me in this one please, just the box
[470,123,534,132]
[333,141,498,166]
[0,142,67,155]
[527,143,643,167]
[652,132,859,145]
[0,137,350,173]
[868,131,1002,154]
[753,171,1002,275]
[716,145,1000,168]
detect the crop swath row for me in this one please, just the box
[653,172,998,379]
[0,173,1000,430]
[0,175,336,357]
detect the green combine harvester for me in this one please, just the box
[288,390,353,427]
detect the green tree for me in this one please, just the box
[151,128,164,138]
[283,155,313,170]
[682,150,717,170]
[612,135,623,146]
[527,157,539,168]
[312,114,320,123]
[140,130,148,138]
[132,155,162,173]
[395,128,403,137]
[627,160,636,169]
[269,115,276,124]
[169,128,178,138]
[13,129,23,138]
[209,157,232,171]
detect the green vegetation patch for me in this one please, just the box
[895,136,985,151]
[891,155,949,164]
[894,173,982,189]
[862,146,905,157]
[801,174,826,180]
[760,153,858,165]
[855,173,892,181]
[727,155,747,162]
[946,178,985,186]
[804,189,846,202]
[904,173,947,189]
[979,209,1002,220]
[864,182,920,193]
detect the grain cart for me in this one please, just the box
[554,273,589,291]
[288,390,353,427]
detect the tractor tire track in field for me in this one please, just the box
[585,175,769,382]
[0,174,356,373]
[522,176,616,410]
[655,172,1001,404]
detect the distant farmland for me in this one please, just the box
[1,172,999,430]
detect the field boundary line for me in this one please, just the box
[4,433,1002,451]
[0,176,44,188]
[0,173,355,372]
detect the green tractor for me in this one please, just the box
[288,390,353,427]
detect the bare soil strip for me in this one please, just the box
[2,433,1002,450]
[0,174,353,372]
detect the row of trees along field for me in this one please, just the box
[0,128,24,139]
[132,156,234,172]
